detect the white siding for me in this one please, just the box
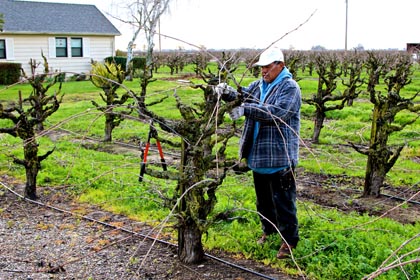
[5,38,15,60]
[48,37,56,58]
[0,34,116,77]
[82,37,90,58]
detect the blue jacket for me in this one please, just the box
[229,69,301,170]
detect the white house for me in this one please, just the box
[0,0,121,76]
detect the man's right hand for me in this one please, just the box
[215,83,235,96]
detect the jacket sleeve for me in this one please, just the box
[243,79,301,123]
[222,81,260,103]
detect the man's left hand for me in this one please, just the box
[229,105,244,120]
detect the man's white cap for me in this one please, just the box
[253,47,284,67]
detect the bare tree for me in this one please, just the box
[90,61,132,142]
[351,51,420,196]
[242,49,261,78]
[138,67,242,264]
[0,54,63,199]
[304,52,349,143]
[341,50,365,106]
[284,50,304,81]
[118,0,171,81]
[191,51,211,77]
[165,49,187,75]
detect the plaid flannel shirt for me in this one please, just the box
[239,77,301,169]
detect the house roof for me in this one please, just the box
[0,0,121,36]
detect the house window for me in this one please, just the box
[71,38,83,57]
[0,40,5,59]
[55,37,68,57]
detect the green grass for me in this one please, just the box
[206,199,420,279]
[1,61,420,279]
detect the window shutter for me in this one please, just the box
[83,38,90,58]
[48,37,56,58]
[5,38,15,60]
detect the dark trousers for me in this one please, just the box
[253,168,299,246]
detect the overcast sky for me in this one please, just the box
[27,0,420,51]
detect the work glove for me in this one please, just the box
[215,83,235,96]
[229,104,244,120]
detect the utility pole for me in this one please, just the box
[345,0,348,51]
[158,18,162,52]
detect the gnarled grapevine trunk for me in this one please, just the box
[22,140,40,200]
[306,52,347,143]
[176,141,206,264]
[1,54,61,199]
[312,109,325,144]
[356,51,418,197]
[363,155,387,197]
[140,65,239,264]
[178,217,204,264]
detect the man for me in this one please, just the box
[216,47,301,259]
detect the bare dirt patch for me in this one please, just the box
[297,171,420,225]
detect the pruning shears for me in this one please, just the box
[139,120,167,182]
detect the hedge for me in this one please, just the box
[0,62,21,85]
